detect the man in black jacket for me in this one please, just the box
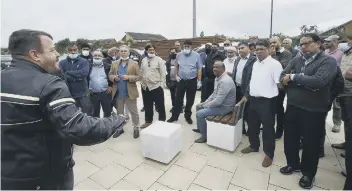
[270,36,293,139]
[279,33,337,189]
[201,43,225,102]
[1,29,126,190]
[232,42,257,134]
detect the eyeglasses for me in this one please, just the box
[299,41,315,47]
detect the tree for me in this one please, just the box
[55,38,70,54]
[200,31,204,37]
[92,40,102,50]
[300,25,319,34]
[76,38,90,49]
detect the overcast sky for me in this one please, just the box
[1,0,351,47]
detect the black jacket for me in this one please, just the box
[102,56,114,67]
[232,53,257,96]
[87,62,113,90]
[204,51,225,79]
[272,48,292,69]
[80,53,93,65]
[1,59,126,190]
[280,51,338,112]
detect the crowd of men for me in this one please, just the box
[1,28,352,189]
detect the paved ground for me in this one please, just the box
[73,86,346,190]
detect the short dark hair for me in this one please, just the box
[145,44,155,51]
[255,40,270,48]
[8,29,53,56]
[184,39,192,45]
[248,42,256,47]
[301,33,321,42]
[81,43,91,49]
[169,47,176,51]
[238,42,249,47]
[67,42,77,49]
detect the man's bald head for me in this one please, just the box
[282,38,293,50]
[270,36,282,50]
[213,61,225,77]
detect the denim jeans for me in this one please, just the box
[196,104,233,137]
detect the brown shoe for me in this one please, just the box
[241,146,259,154]
[331,142,345,150]
[140,123,152,129]
[262,155,273,167]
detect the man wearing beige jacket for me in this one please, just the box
[109,45,141,138]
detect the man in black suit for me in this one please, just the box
[232,42,257,134]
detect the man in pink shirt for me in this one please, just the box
[324,34,344,133]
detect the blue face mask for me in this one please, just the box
[93,59,103,65]
[183,49,191,55]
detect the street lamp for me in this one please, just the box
[193,0,197,38]
[270,0,274,38]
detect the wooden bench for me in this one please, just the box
[206,105,241,125]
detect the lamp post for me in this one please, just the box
[270,0,274,38]
[193,0,197,38]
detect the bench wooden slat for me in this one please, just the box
[206,116,215,121]
[219,114,232,124]
[212,115,224,122]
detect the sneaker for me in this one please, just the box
[241,146,259,154]
[133,127,139,139]
[332,125,341,133]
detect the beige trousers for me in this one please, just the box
[116,98,139,127]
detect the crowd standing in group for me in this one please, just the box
[1,28,352,190]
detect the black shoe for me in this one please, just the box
[319,152,325,158]
[170,108,173,113]
[113,129,125,138]
[167,117,178,123]
[341,153,346,158]
[192,129,200,133]
[195,137,207,143]
[140,107,145,112]
[341,170,347,177]
[180,109,184,113]
[185,118,193,125]
[280,166,301,175]
[133,129,139,139]
[299,176,315,189]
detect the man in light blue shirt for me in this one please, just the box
[167,40,203,124]
[193,61,236,143]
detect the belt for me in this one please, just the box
[181,77,197,81]
[90,90,108,95]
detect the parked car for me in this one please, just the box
[1,55,12,70]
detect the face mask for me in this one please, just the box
[93,59,102,65]
[171,54,177,59]
[224,47,229,50]
[68,53,78,60]
[148,53,155,58]
[121,57,128,60]
[112,56,117,60]
[339,43,352,52]
[205,48,211,54]
[82,50,90,56]
[183,49,191,55]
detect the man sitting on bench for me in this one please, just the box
[193,61,236,143]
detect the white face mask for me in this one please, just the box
[93,59,102,65]
[82,50,90,56]
[148,53,155,58]
[339,43,352,52]
[68,53,78,60]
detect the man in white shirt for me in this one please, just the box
[240,40,283,168]
[223,46,237,76]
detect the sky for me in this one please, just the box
[1,0,351,47]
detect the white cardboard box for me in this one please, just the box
[140,121,182,164]
[206,103,245,152]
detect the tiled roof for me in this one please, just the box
[126,32,167,41]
